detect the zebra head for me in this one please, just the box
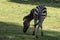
[23,18,29,33]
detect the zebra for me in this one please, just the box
[23,5,47,38]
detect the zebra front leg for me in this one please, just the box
[32,25,36,35]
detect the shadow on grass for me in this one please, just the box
[0,21,60,40]
[8,0,60,8]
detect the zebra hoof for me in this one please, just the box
[36,36,38,38]
[32,31,35,35]
[32,33,35,35]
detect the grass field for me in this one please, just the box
[0,0,60,40]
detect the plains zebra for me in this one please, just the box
[23,5,47,38]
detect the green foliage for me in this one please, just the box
[8,0,60,3]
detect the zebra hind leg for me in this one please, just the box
[41,26,43,36]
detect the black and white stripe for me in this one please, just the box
[32,5,47,38]
[23,5,47,38]
[34,5,47,16]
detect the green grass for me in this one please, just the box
[0,0,60,40]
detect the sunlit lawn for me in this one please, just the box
[0,0,60,40]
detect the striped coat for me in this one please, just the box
[33,5,47,26]
[23,5,47,38]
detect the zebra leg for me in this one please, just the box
[38,21,43,36]
[35,26,39,38]
[41,25,43,36]
[39,16,45,36]
[33,19,39,38]
[32,25,36,35]
[34,19,44,38]
[32,19,37,35]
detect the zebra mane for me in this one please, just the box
[23,9,34,22]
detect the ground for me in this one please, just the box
[0,0,60,40]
